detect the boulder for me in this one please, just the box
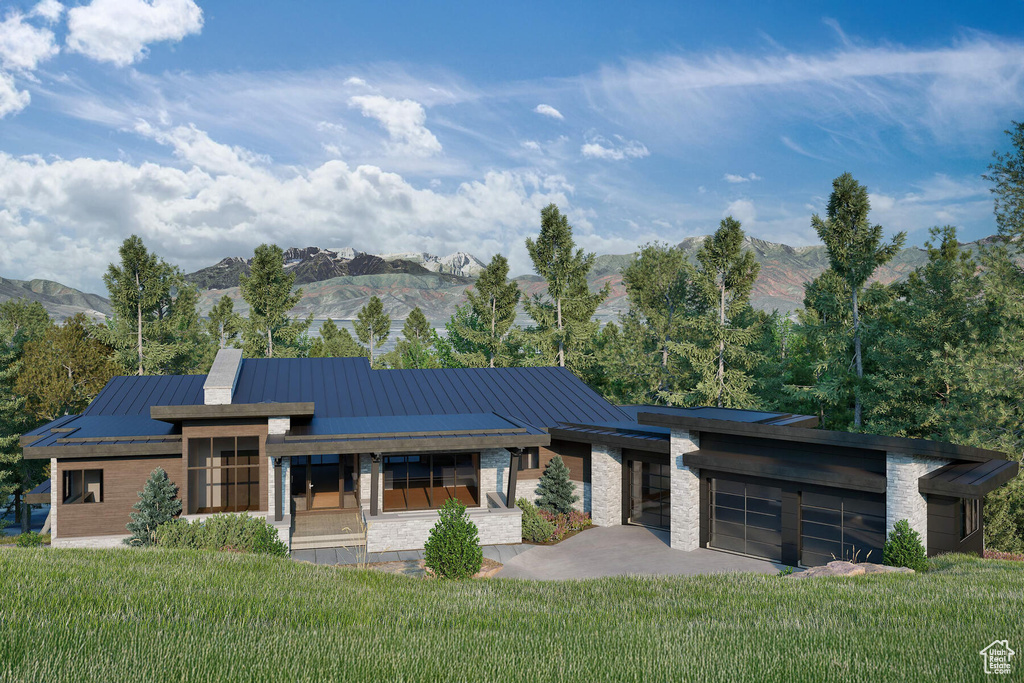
[789,561,915,579]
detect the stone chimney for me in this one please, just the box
[203,348,243,405]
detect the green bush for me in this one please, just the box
[517,497,556,543]
[154,514,288,557]
[14,531,43,547]
[883,519,928,572]
[423,498,483,579]
[535,455,579,514]
[125,468,182,547]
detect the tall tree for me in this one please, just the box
[401,307,432,344]
[354,295,390,365]
[0,321,32,526]
[0,300,50,351]
[812,173,906,427]
[984,120,1024,244]
[102,235,175,375]
[309,319,367,358]
[206,295,242,350]
[524,204,608,372]
[622,242,693,396]
[239,244,311,358]
[462,255,521,368]
[15,314,119,422]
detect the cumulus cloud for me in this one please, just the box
[0,71,30,117]
[32,0,64,22]
[0,9,59,72]
[581,134,649,161]
[66,0,203,66]
[724,198,757,225]
[344,76,367,87]
[723,172,761,183]
[534,103,563,120]
[348,94,442,157]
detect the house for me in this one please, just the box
[20,349,1019,565]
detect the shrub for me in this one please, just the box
[125,468,182,547]
[154,514,288,557]
[883,519,928,572]
[15,531,43,547]
[535,454,579,514]
[517,497,556,543]
[423,498,482,579]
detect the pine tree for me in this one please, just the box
[812,173,906,427]
[535,455,578,514]
[381,307,441,369]
[462,255,521,367]
[125,467,182,547]
[402,307,432,344]
[206,295,242,349]
[435,304,489,368]
[524,204,608,373]
[0,322,32,526]
[309,319,367,358]
[239,244,311,358]
[353,295,390,365]
[984,120,1024,243]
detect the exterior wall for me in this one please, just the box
[267,455,277,519]
[885,451,948,541]
[49,457,57,540]
[358,453,382,507]
[364,506,522,552]
[590,444,623,526]
[517,440,589,482]
[479,448,510,506]
[670,428,701,551]
[53,454,182,538]
[267,417,290,435]
[927,494,984,557]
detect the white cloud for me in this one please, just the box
[724,198,757,225]
[521,140,541,151]
[867,174,992,237]
[533,103,563,120]
[348,94,442,157]
[0,9,59,72]
[0,71,30,117]
[134,121,272,177]
[723,172,761,183]
[66,0,203,66]
[32,1,64,22]
[344,76,367,87]
[581,134,649,161]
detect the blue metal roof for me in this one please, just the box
[298,413,534,436]
[82,375,205,416]
[619,405,788,424]
[27,415,178,448]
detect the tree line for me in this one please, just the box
[2,123,1024,551]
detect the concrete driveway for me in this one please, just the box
[496,525,786,580]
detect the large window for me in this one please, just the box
[383,453,478,511]
[187,435,260,514]
[63,469,102,504]
[961,498,981,539]
[517,448,539,471]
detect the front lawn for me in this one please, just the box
[0,549,1020,682]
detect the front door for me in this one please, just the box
[290,455,358,513]
[628,460,671,530]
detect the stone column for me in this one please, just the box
[886,451,948,541]
[479,448,509,507]
[590,444,622,527]
[670,428,701,551]
[49,457,57,540]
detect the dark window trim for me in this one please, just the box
[517,447,539,471]
[961,497,981,539]
[187,435,261,514]
[382,452,480,512]
[62,468,103,504]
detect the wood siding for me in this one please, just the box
[700,432,886,475]
[518,439,590,482]
[927,495,984,557]
[54,455,182,538]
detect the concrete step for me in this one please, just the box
[291,533,366,550]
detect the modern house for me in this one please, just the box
[21,349,1018,566]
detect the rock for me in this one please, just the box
[826,560,866,576]
[789,561,916,578]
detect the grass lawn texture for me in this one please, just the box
[1,550,1021,682]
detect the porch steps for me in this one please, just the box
[291,533,366,550]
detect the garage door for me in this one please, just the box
[709,478,783,561]
[801,491,886,567]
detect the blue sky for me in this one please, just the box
[2,0,1024,292]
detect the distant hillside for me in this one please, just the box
[0,278,111,322]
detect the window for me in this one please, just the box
[383,453,479,511]
[517,448,539,471]
[961,498,981,539]
[187,435,260,514]
[63,469,102,504]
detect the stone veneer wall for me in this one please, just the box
[886,451,949,541]
[364,507,522,552]
[515,479,590,512]
[50,457,57,541]
[670,428,701,551]
[478,449,511,504]
[590,445,623,527]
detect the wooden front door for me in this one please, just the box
[291,455,358,513]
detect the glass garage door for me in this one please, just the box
[800,491,885,567]
[710,478,783,561]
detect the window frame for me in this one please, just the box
[961,497,981,539]
[62,469,103,504]
[186,435,261,514]
[517,447,539,471]
[383,452,480,512]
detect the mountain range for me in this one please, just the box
[0,237,1009,325]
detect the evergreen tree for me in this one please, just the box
[308,319,367,358]
[435,304,489,368]
[984,120,1024,243]
[621,242,693,398]
[353,295,390,365]
[0,322,34,525]
[524,204,609,373]
[812,173,906,427]
[535,455,578,514]
[15,314,119,422]
[159,282,210,375]
[239,244,311,358]
[402,307,432,344]
[206,295,242,349]
[666,218,762,408]
[0,300,50,351]
[125,467,182,547]
[381,307,441,369]
[462,255,521,367]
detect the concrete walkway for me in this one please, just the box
[497,525,786,580]
[292,543,530,566]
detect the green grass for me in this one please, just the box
[0,533,49,545]
[1,549,1021,682]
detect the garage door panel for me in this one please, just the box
[713,505,746,526]
[801,506,841,527]
[714,492,745,510]
[801,520,840,541]
[712,519,747,540]
[714,478,746,495]
[746,525,782,547]
[746,483,782,500]
[802,535,842,559]
[843,528,885,550]
[710,477,783,562]
[802,550,835,568]
[712,534,747,555]
[746,510,782,531]
[746,496,782,517]
[746,541,782,562]
[843,512,886,534]
[800,490,884,567]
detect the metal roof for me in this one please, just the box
[919,459,1020,497]
[25,415,178,448]
[82,375,205,416]
[620,405,797,424]
[293,412,533,437]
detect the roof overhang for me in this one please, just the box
[549,424,670,453]
[267,431,549,456]
[919,459,1020,498]
[151,402,314,422]
[638,413,1007,464]
[684,448,887,494]
[23,439,183,460]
